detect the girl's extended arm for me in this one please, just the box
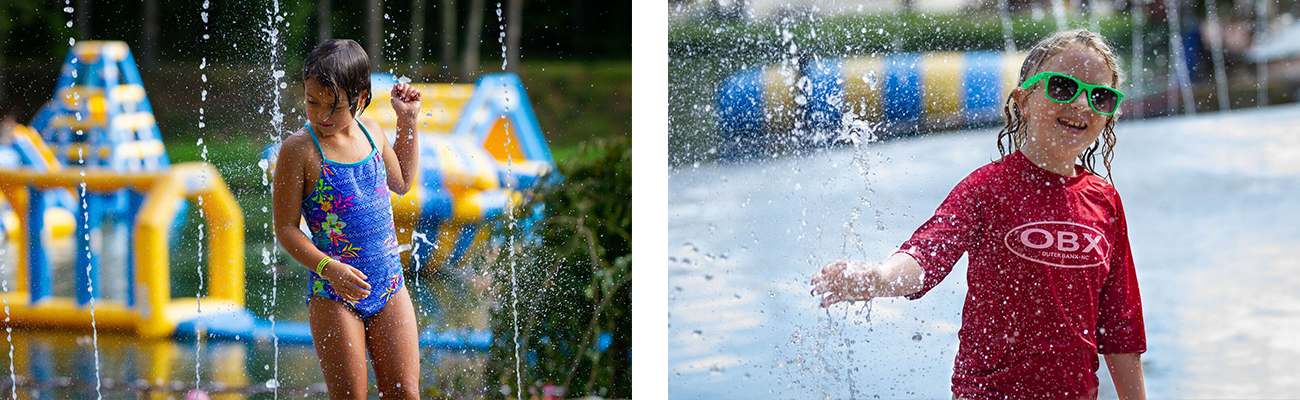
[382,82,422,194]
[810,252,925,307]
[271,136,371,302]
[1104,353,1146,400]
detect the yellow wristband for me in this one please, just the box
[316,257,333,276]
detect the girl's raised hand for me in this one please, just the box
[321,261,372,302]
[390,82,422,119]
[810,260,882,307]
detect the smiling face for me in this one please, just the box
[304,77,366,136]
[1013,43,1115,169]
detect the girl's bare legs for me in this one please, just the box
[310,297,371,400]
[365,287,421,399]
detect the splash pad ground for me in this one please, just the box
[668,104,1300,399]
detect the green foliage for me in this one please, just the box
[486,135,631,399]
[518,61,632,148]
[0,0,628,64]
[670,13,1135,62]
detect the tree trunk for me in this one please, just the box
[367,0,384,68]
[462,0,485,79]
[0,52,6,118]
[440,0,457,78]
[505,0,522,73]
[574,0,585,57]
[141,0,158,71]
[317,0,331,43]
[76,0,91,40]
[409,0,426,65]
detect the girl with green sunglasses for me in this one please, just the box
[813,30,1146,400]
[1020,71,1126,116]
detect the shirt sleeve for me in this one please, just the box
[897,174,982,300]
[1096,193,1146,354]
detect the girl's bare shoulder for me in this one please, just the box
[279,128,313,154]
[357,116,386,138]
[276,128,321,165]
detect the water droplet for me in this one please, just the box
[912,333,923,342]
[864,70,880,90]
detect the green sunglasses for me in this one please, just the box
[1019,71,1125,116]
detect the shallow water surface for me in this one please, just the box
[668,105,1300,399]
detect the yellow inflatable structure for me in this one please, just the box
[0,163,244,338]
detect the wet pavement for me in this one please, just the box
[668,104,1300,399]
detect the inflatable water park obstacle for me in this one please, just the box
[0,40,261,342]
[264,72,557,272]
[716,51,1026,160]
[0,41,564,351]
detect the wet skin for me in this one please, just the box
[1013,44,1116,177]
[272,78,423,399]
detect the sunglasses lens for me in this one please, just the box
[1046,75,1079,102]
[1091,88,1120,115]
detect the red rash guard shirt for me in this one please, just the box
[897,150,1145,400]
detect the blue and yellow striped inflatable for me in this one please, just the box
[717,51,1026,160]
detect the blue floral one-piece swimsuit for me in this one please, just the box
[302,119,404,318]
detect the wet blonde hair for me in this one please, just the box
[996,29,1122,182]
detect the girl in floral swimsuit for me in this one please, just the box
[272,39,422,399]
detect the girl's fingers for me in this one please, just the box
[393,83,420,102]
[812,261,851,295]
[351,275,371,290]
[811,262,841,287]
[349,267,368,281]
[811,278,833,296]
[820,292,843,308]
[348,287,370,302]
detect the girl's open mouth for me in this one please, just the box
[1057,117,1087,133]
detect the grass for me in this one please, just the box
[670,13,1138,61]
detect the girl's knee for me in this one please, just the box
[378,381,419,399]
[327,383,369,400]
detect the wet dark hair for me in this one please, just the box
[302,39,371,118]
[997,29,1121,182]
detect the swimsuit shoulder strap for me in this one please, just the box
[305,122,326,156]
[355,118,379,153]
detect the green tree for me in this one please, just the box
[487,135,631,399]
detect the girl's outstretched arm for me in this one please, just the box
[1104,353,1146,400]
[271,133,372,302]
[810,252,925,307]
[379,82,422,195]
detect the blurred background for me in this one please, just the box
[668,0,1300,398]
[670,0,1300,165]
[0,1,630,399]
